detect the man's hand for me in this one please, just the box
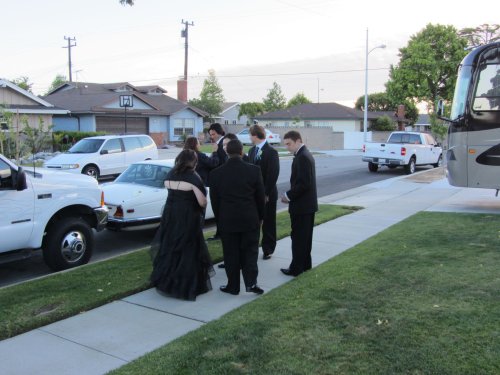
[281,194,290,204]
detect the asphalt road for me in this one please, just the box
[0,154,420,288]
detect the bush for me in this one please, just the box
[371,115,396,131]
[52,131,107,152]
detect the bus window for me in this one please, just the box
[473,64,500,111]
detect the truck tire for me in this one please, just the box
[433,154,443,168]
[82,165,100,179]
[405,157,416,174]
[42,218,94,271]
[368,162,378,172]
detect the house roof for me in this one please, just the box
[222,102,239,113]
[43,82,206,117]
[0,78,69,115]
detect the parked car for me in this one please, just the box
[44,134,158,179]
[236,128,281,145]
[0,153,107,271]
[362,131,442,174]
[102,159,214,231]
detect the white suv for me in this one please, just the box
[45,134,158,178]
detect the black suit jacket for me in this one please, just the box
[248,142,280,199]
[215,136,227,166]
[287,145,318,215]
[195,150,219,186]
[210,157,265,233]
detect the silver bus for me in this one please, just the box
[438,42,500,193]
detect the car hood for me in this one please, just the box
[26,168,99,188]
[45,153,92,165]
[102,182,162,204]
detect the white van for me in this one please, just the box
[45,134,158,178]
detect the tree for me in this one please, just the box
[188,69,225,121]
[459,24,500,48]
[355,92,419,125]
[372,115,396,131]
[287,92,312,108]
[11,76,33,93]
[238,102,265,124]
[355,92,392,111]
[263,82,286,112]
[386,24,467,114]
[46,74,67,95]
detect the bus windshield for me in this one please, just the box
[450,65,472,120]
[472,63,500,112]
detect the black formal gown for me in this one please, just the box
[150,170,215,301]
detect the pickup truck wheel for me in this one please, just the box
[82,165,100,179]
[368,162,378,172]
[433,155,443,168]
[405,157,416,174]
[42,218,94,271]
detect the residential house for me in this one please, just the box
[214,102,248,125]
[0,78,68,131]
[254,102,396,149]
[412,114,431,132]
[44,82,207,145]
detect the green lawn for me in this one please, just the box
[110,211,500,374]
[0,204,357,340]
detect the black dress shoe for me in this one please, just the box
[207,235,220,241]
[262,252,272,260]
[218,263,225,269]
[246,285,264,294]
[280,268,298,276]
[220,285,239,295]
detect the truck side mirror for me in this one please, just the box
[15,167,28,191]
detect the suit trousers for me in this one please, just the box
[289,213,315,274]
[261,196,277,254]
[220,229,260,293]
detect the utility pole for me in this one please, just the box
[181,20,194,80]
[63,36,77,82]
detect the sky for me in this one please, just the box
[2,0,499,107]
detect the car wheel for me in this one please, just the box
[368,162,378,172]
[42,218,94,271]
[405,157,416,174]
[433,155,443,168]
[82,165,100,179]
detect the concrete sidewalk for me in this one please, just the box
[1,168,499,375]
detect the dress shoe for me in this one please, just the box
[220,285,239,295]
[207,235,220,241]
[246,285,264,294]
[218,263,225,269]
[280,268,298,277]
[262,252,272,260]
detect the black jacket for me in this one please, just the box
[248,142,280,199]
[287,145,318,215]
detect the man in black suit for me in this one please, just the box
[208,123,226,167]
[207,123,226,241]
[280,131,318,277]
[248,125,280,260]
[210,139,266,295]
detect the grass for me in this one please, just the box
[0,204,357,341]
[110,211,500,374]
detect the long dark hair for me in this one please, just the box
[172,149,198,174]
[183,136,199,152]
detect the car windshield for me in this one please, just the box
[115,164,171,188]
[68,139,105,154]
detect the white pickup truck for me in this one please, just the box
[0,153,108,271]
[362,131,443,174]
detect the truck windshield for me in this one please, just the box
[68,139,104,154]
[450,65,472,120]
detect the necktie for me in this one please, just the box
[255,148,261,162]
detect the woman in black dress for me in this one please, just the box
[183,136,219,186]
[150,149,215,301]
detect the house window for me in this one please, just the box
[0,117,8,131]
[232,120,236,125]
[173,118,195,138]
[305,121,312,128]
[224,120,229,125]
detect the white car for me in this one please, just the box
[44,134,158,179]
[103,159,214,231]
[236,128,281,145]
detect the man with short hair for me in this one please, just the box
[248,125,280,259]
[210,139,266,295]
[280,130,318,277]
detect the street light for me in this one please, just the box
[363,28,386,142]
